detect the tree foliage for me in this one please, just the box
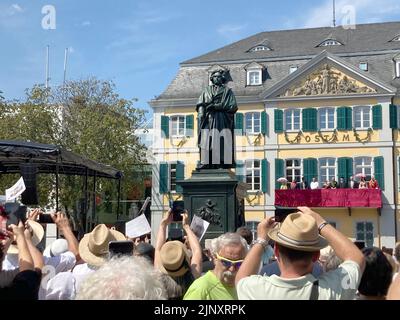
[0,78,148,219]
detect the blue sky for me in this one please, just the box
[1,0,400,118]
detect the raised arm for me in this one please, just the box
[235,216,276,285]
[9,222,34,272]
[24,221,44,270]
[297,206,365,272]
[182,211,202,279]
[154,209,172,269]
[51,212,80,260]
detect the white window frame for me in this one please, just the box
[318,39,342,47]
[355,221,374,248]
[245,112,261,135]
[353,106,371,129]
[359,62,368,71]
[170,115,186,137]
[284,109,301,132]
[318,107,336,131]
[169,163,177,192]
[318,157,336,187]
[251,45,271,52]
[246,159,261,191]
[246,220,260,240]
[396,60,400,78]
[247,69,262,86]
[289,65,298,74]
[285,159,302,183]
[354,156,373,180]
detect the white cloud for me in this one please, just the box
[302,0,400,28]
[81,21,91,27]
[11,4,22,12]
[217,24,247,41]
[3,3,24,17]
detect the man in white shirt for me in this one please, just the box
[310,178,319,190]
[236,207,365,300]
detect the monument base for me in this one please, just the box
[177,168,248,243]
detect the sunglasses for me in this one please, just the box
[216,253,244,269]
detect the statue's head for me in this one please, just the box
[210,70,227,85]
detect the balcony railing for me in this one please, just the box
[275,189,382,208]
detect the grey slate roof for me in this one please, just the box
[152,22,400,104]
[182,22,400,64]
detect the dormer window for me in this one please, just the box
[390,35,400,42]
[359,62,368,71]
[317,39,343,47]
[289,66,298,74]
[396,60,400,78]
[249,45,271,52]
[247,70,262,85]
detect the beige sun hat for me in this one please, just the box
[7,220,45,254]
[268,213,328,252]
[159,240,190,278]
[78,224,126,267]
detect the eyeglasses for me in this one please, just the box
[216,253,244,269]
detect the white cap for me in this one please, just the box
[43,239,68,257]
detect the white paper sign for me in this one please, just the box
[5,177,26,201]
[190,215,210,241]
[125,214,151,238]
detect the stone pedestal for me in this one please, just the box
[177,168,248,242]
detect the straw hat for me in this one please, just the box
[268,213,328,252]
[7,220,44,254]
[159,240,190,277]
[79,224,125,267]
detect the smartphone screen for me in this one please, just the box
[108,240,134,258]
[39,214,54,224]
[172,201,184,222]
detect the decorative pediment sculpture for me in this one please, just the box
[281,64,376,97]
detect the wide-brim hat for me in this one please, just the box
[7,220,45,254]
[79,224,125,267]
[159,240,190,277]
[268,213,328,252]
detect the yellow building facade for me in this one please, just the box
[150,22,400,249]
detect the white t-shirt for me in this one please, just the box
[43,263,97,300]
[237,260,361,300]
[310,182,319,190]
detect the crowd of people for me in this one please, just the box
[1,205,399,300]
[280,176,380,190]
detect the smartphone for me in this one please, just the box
[5,204,27,227]
[108,240,134,258]
[275,207,296,223]
[171,201,185,222]
[39,214,54,224]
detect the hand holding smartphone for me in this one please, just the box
[171,201,185,222]
[108,240,134,258]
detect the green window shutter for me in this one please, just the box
[159,163,169,194]
[161,116,169,138]
[374,156,384,190]
[235,160,245,182]
[345,107,353,130]
[261,111,267,135]
[274,109,283,133]
[303,158,317,186]
[336,107,346,131]
[372,104,382,130]
[261,159,269,193]
[235,113,244,135]
[302,109,309,132]
[390,104,398,129]
[185,115,194,137]
[175,161,185,193]
[275,158,284,190]
[338,157,353,183]
[309,108,317,131]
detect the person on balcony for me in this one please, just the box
[280,182,288,190]
[290,180,298,190]
[349,176,359,189]
[368,176,379,189]
[310,177,319,190]
[338,177,347,189]
[299,177,308,190]
[322,180,331,189]
[330,178,338,189]
[359,177,368,189]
